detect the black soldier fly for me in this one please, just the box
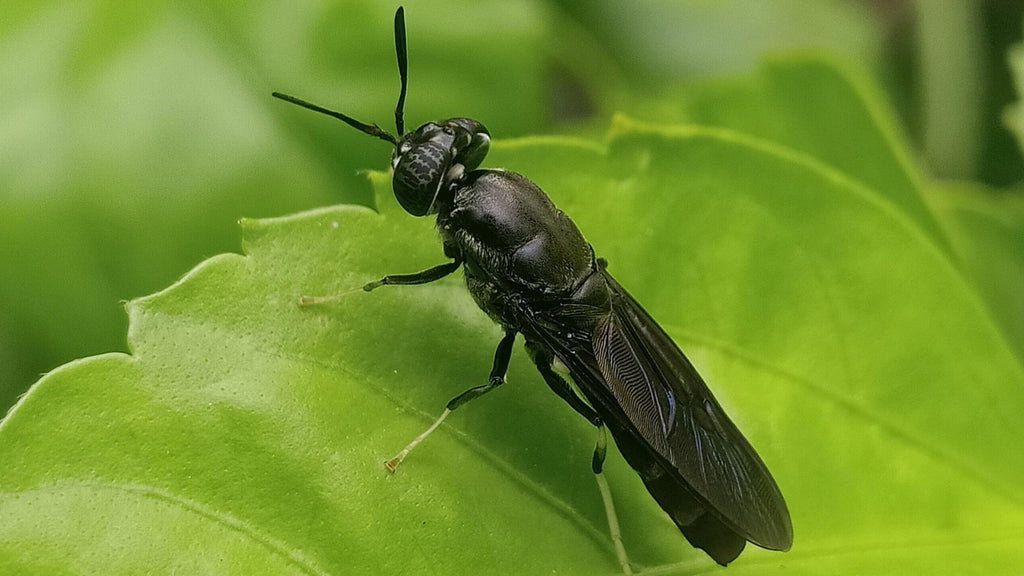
[272,7,792,572]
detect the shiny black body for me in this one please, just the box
[273,6,791,567]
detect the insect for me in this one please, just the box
[273,6,791,571]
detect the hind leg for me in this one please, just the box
[526,342,632,574]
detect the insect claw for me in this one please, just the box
[384,454,405,473]
[298,295,326,306]
[383,408,452,473]
[362,279,385,291]
[297,286,367,306]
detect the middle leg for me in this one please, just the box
[385,329,517,472]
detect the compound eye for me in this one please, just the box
[392,140,455,216]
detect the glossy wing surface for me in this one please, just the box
[595,270,792,550]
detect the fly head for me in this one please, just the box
[271,7,490,218]
[391,118,490,216]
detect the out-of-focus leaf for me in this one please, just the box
[549,0,882,81]
[928,182,1024,360]
[543,0,886,130]
[1005,42,1024,157]
[915,0,985,180]
[670,56,949,252]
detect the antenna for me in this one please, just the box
[394,6,408,136]
[272,7,411,145]
[271,92,398,145]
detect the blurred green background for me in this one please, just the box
[2,0,1023,416]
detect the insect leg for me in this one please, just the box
[593,424,633,575]
[299,259,461,306]
[384,329,516,472]
[362,259,462,292]
[526,342,631,572]
[446,328,516,409]
[527,342,601,426]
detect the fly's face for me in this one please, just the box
[391,118,490,216]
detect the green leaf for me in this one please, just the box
[3,118,1024,573]
[928,182,1024,359]
[673,56,950,252]
[1006,42,1024,158]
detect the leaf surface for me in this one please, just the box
[3,115,1024,573]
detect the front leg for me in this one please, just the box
[364,240,463,292]
[299,255,461,306]
[363,258,461,292]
